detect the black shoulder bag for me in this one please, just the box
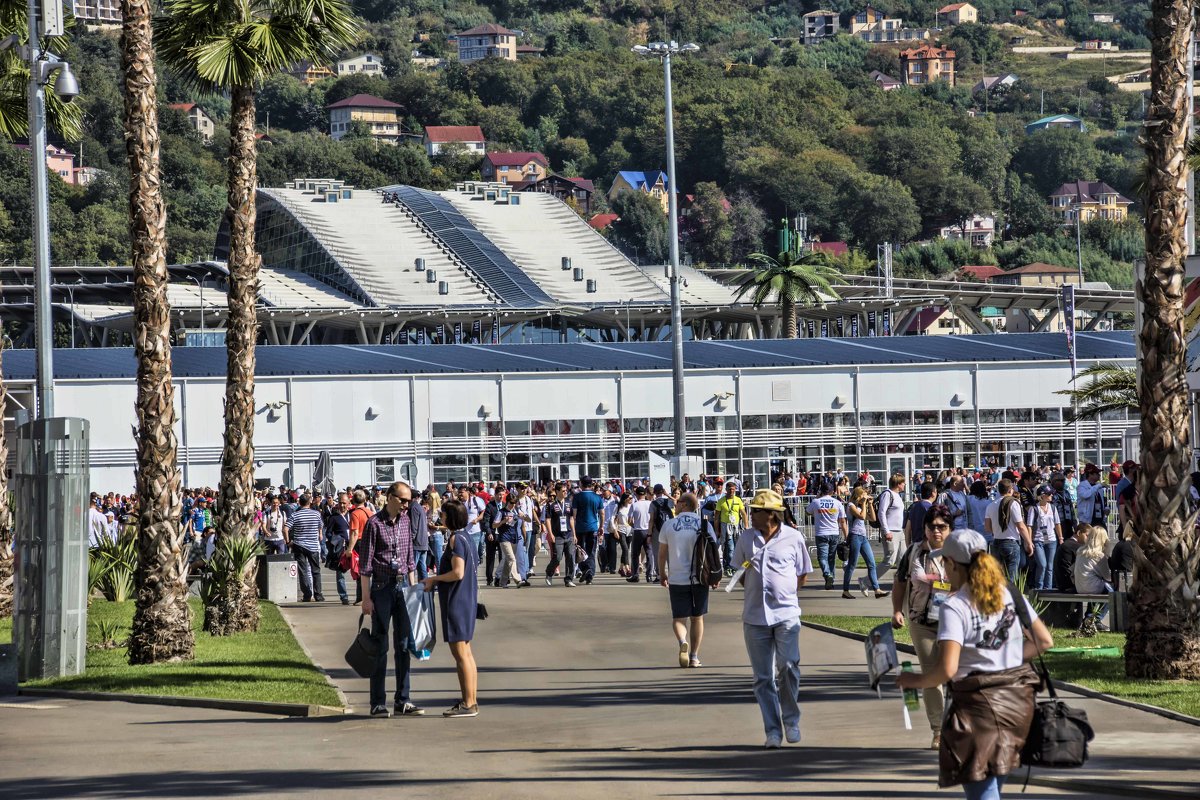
[1008,582,1095,771]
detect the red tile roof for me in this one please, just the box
[939,3,970,12]
[424,125,485,143]
[1005,262,1077,275]
[959,264,1005,281]
[486,151,547,167]
[326,93,402,110]
[589,213,618,231]
[568,177,595,192]
[900,45,956,59]
[168,102,197,112]
[812,241,848,257]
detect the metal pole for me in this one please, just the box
[663,49,686,469]
[27,0,54,417]
[67,286,74,347]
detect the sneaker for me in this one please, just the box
[314,595,326,602]
[518,580,531,588]
[395,702,425,716]
[678,641,690,668]
[874,590,891,599]
[688,657,702,668]
[626,575,640,583]
[370,705,390,718]
[841,591,855,599]
[1095,621,1110,632]
[785,726,801,744]
[341,598,350,605]
[545,575,553,587]
[930,732,942,750]
[764,734,783,749]
[565,580,577,587]
[443,702,479,718]
[824,576,834,590]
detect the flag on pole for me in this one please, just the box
[416,327,426,344]
[1062,284,1077,376]
[807,320,815,338]
[867,310,877,336]
[850,316,860,337]
[472,319,482,343]
[836,317,845,337]
[454,321,463,344]
[820,319,829,337]
[399,328,409,345]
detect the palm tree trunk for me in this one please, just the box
[1126,0,1200,680]
[206,84,260,634]
[120,0,194,664]
[0,342,13,619]
[782,296,797,338]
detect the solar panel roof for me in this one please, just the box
[1,331,1135,381]
[386,186,555,307]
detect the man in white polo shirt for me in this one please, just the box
[732,489,814,749]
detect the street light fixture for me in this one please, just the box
[633,39,698,473]
[187,274,210,341]
[1,3,82,418]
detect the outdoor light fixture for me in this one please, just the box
[596,402,610,414]
[833,395,848,408]
[365,406,379,420]
[951,392,964,406]
[479,404,493,418]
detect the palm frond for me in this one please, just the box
[1054,362,1138,422]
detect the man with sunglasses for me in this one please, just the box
[360,480,427,718]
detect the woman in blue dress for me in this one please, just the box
[422,499,480,717]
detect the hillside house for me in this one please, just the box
[802,10,841,45]
[457,23,519,64]
[938,3,978,25]
[900,45,956,86]
[168,103,216,142]
[939,214,996,247]
[522,174,595,214]
[327,94,403,143]
[870,70,902,90]
[1048,180,1133,223]
[286,60,334,85]
[336,53,386,76]
[609,170,671,213]
[424,125,486,157]
[1025,114,1085,133]
[481,152,549,185]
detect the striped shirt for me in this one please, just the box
[287,508,323,551]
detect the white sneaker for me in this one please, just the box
[764,734,783,749]
[785,726,801,743]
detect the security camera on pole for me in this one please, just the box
[4,0,91,682]
[633,40,704,480]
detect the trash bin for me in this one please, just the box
[257,553,298,603]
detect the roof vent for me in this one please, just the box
[561,257,572,271]
[426,270,437,283]
[586,279,597,293]
[415,258,426,272]
[438,281,449,295]
[573,268,584,282]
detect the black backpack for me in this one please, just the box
[691,530,722,588]
[651,497,674,532]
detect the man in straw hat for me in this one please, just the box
[731,488,814,749]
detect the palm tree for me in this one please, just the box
[0,339,12,619]
[156,0,357,634]
[734,251,840,338]
[1125,3,1200,680]
[1054,363,1137,422]
[120,0,194,664]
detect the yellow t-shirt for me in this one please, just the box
[715,495,745,525]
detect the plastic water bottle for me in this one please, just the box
[901,661,921,711]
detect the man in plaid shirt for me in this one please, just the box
[360,480,427,718]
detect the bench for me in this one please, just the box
[1033,591,1120,632]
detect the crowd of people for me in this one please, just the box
[83,457,1165,799]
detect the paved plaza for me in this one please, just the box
[1,574,1197,799]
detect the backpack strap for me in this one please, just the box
[1007,579,1055,697]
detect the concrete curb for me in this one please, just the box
[276,604,352,712]
[801,620,1200,728]
[18,686,347,717]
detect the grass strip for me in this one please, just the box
[803,613,1200,719]
[24,599,340,707]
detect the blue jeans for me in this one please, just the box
[842,533,879,592]
[721,523,741,570]
[526,525,539,576]
[470,532,483,570]
[963,775,1006,800]
[414,553,428,581]
[989,539,1021,583]
[334,568,348,602]
[368,576,413,709]
[515,525,530,579]
[428,532,445,573]
[815,536,838,580]
[743,618,802,739]
[1033,541,1057,591]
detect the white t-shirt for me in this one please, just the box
[807,496,845,537]
[939,587,1036,680]
[985,497,1023,541]
[629,499,652,531]
[877,489,905,532]
[1025,504,1060,543]
[659,512,704,586]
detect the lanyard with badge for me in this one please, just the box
[725,531,778,593]
[557,502,569,534]
[921,551,951,624]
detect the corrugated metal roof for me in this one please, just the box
[0,332,1135,381]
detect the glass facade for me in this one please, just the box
[425,407,1137,486]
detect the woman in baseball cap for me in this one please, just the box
[897,529,1054,799]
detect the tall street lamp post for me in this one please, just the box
[1,2,81,417]
[633,39,698,471]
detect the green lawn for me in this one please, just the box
[0,616,11,646]
[24,599,340,707]
[803,614,1200,719]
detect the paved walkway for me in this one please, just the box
[1,570,1197,799]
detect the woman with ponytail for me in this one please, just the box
[897,529,1054,800]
